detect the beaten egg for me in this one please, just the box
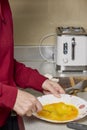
[37,102,78,121]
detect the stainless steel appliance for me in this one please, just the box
[55,26,87,72]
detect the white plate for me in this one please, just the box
[33,94,87,123]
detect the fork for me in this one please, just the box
[65,79,87,94]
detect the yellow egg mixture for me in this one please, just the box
[37,102,78,121]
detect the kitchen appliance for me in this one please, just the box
[55,26,87,72]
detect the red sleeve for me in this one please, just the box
[14,59,47,92]
[0,83,17,109]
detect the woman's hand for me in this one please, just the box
[13,89,42,116]
[42,79,65,97]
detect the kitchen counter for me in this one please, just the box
[23,90,87,130]
[21,61,87,130]
[23,91,87,130]
[23,116,87,130]
[22,61,87,77]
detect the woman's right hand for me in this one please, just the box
[13,89,42,116]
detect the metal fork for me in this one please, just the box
[65,79,87,94]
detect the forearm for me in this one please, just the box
[14,59,47,92]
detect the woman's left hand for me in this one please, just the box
[42,79,65,97]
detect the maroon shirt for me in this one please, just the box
[0,0,47,126]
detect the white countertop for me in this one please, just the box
[22,61,87,130]
[23,116,87,130]
[23,89,87,130]
[22,61,87,77]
